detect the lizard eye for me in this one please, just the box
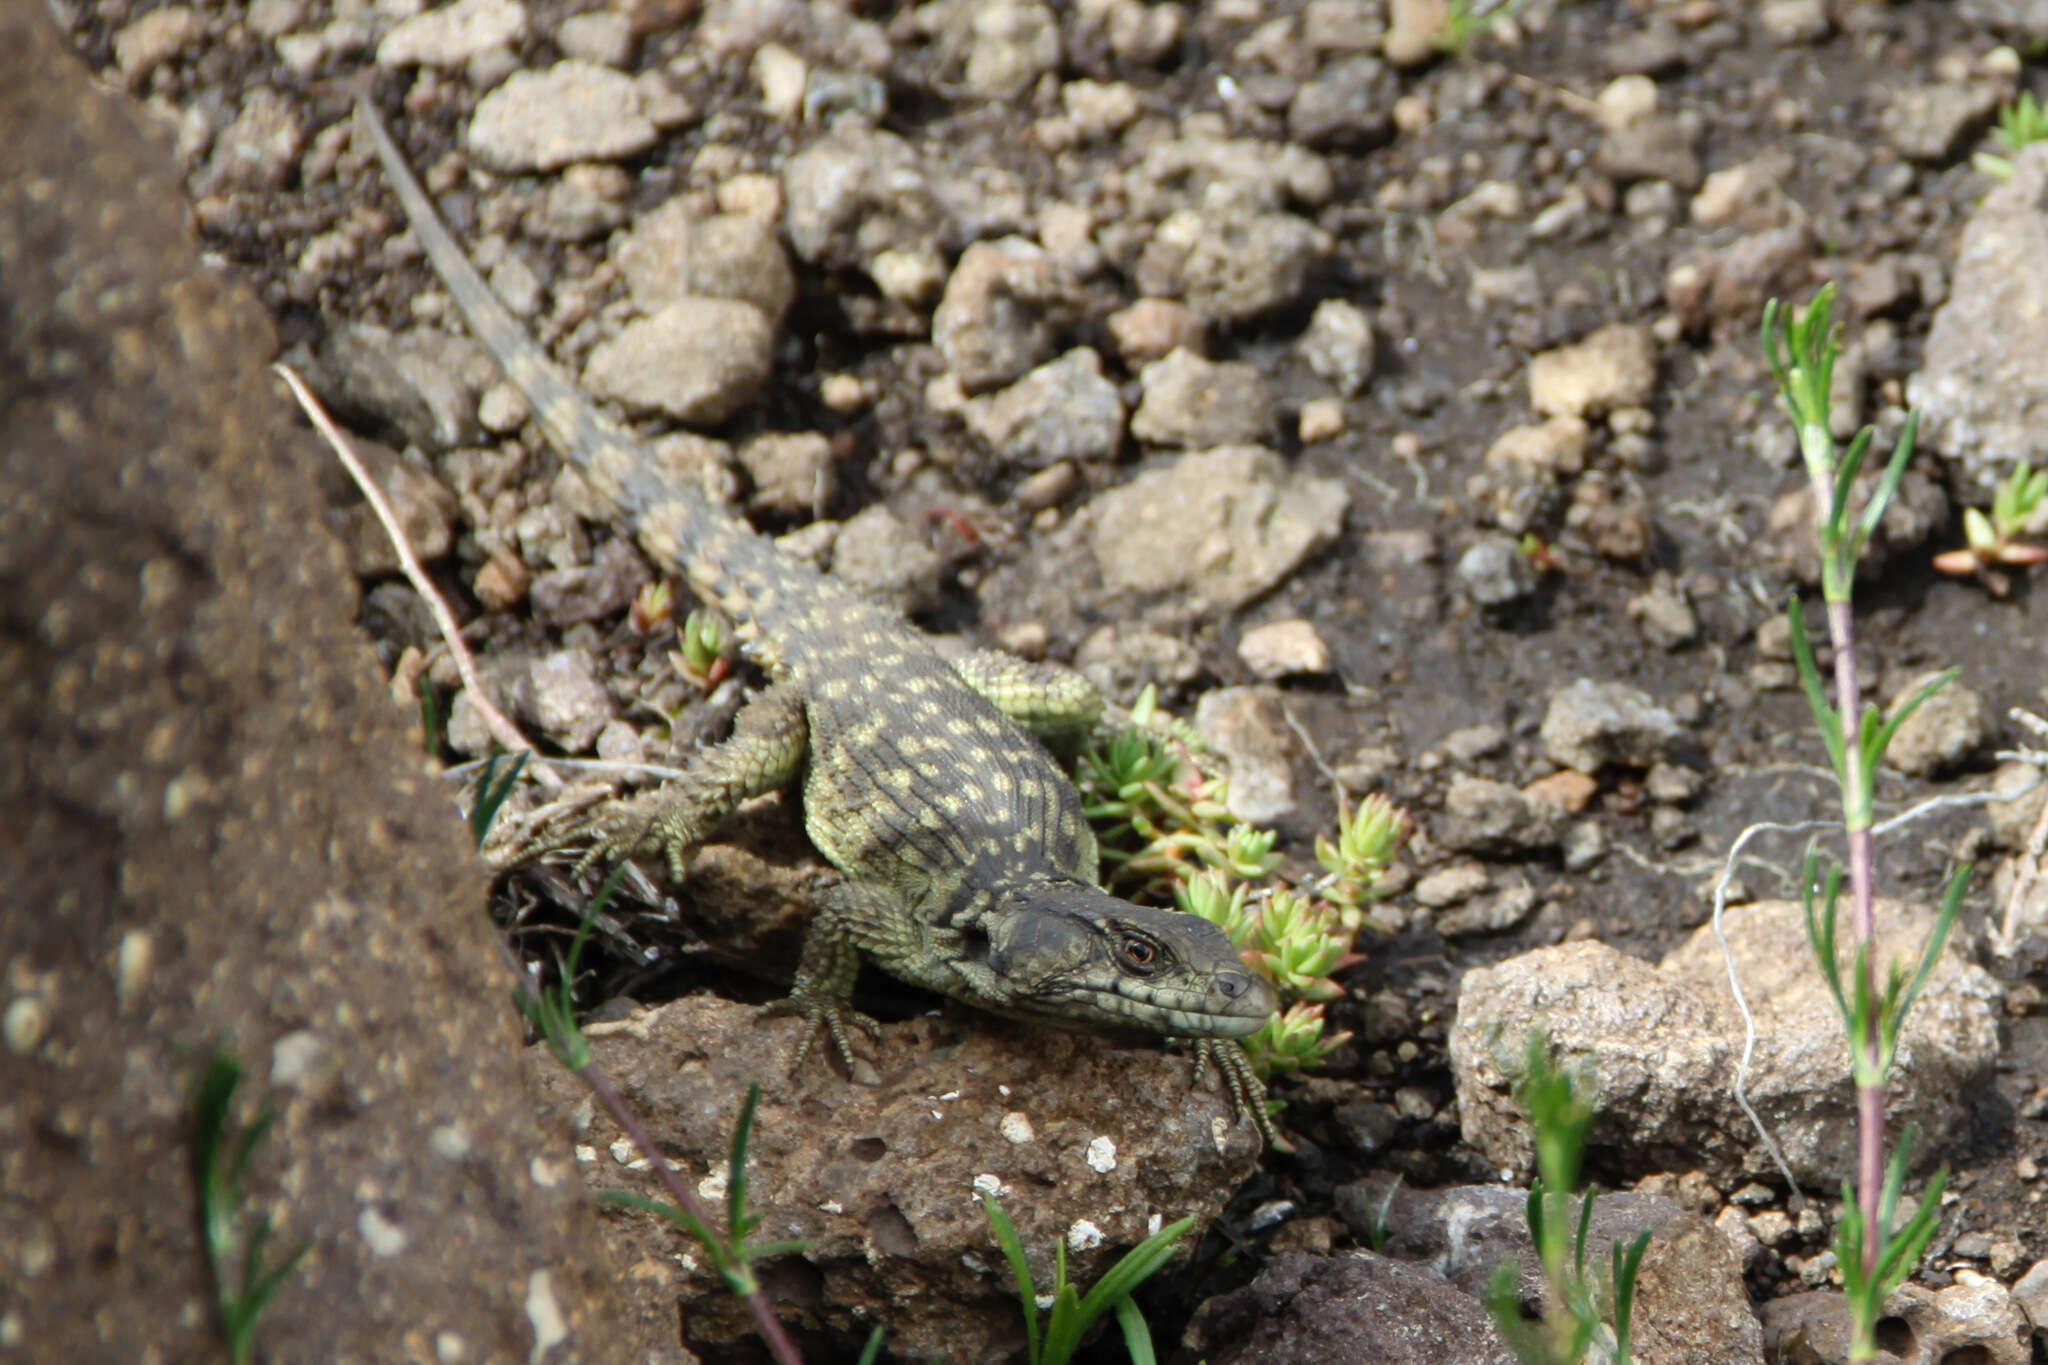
[1119,935,1158,972]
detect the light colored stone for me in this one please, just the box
[377,0,525,68]
[1298,398,1346,443]
[1193,687,1298,825]
[581,298,773,424]
[1237,619,1332,679]
[1484,415,1588,482]
[557,9,632,66]
[1082,446,1348,614]
[964,349,1125,468]
[1910,144,2048,488]
[1450,900,2002,1185]
[467,62,657,172]
[615,200,795,324]
[1131,349,1275,448]
[933,238,1072,394]
[1528,323,1658,418]
[114,5,202,80]
[1540,678,1683,774]
[1297,298,1375,397]
[1884,671,1985,777]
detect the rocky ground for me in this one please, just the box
[45,0,2048,1359]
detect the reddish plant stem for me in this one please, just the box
[491,934,803,1363]
[1825,595,1884,1276]
[579,1065,806,1365]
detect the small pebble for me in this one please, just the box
[1237,618,1333,679]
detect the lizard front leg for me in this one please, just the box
[1192,1038,1288,1151]
[764,879,924,1084]
[528,682,808,879]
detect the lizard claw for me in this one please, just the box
[1191,1039,1292,1153]
[764,992,884,1085]
[523,792,702,882]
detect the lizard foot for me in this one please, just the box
[763,992,884,1086]
[1191,1039,1292,1153]
[522,790,709,882]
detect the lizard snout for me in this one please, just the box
[1211,967,1276,1028]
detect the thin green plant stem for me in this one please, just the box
[1767,285,1888,1282]
[1820,594,1887,1267]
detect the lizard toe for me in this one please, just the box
[1190,1039,1291,1153]
[764,993,882,1083]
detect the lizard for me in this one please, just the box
[352,97,1281,1146]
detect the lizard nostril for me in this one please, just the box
[1216,970,1251,999]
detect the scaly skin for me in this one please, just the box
[355,99,1280,1144]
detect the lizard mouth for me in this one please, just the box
[1036,970,1277,1040]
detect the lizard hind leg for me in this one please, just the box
[530,682,810,881]
[949,649,1105,748]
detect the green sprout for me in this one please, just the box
[1834,1131,1947,1357]
[1247,891,1354,1002]
[978,1192,1192,1365]
[1437,0,1536,56]
[1761,285,1918,611]
[1799,853,1967,1097]
[514,862,628,1072]
[472,731,807,1362]
[191,1049,310,1365]
[1074,706,1274,896]
[1363,1174,1404,1253]
[1081,692,1411,1097]
[674,607,732,690]
[1173,867,1258,947]
[1932,461,2048,588]
[1483,1032,1650,1365]
[419,674,443,755]
[631,579,676,633]
[468,749,528,848]
[1244,999,1351,1078]
[1974,92,2048,180]
[602,1083,809,1301]
[1517,531,1564,574]
[1315,793,1413,922]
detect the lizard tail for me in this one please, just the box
[353,98,820,653]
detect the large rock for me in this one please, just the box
[1764,1281,2030,1365]
[527,995,1262,1363]
[1183,1252,1515,1365]
[1449,900,2000,1186]
[0,12,673,1359]
[1336,1181,1765,1365]
[1078,446,1348,617]
[1910,143,2048,490]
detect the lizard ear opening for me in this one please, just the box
[985,907,1087,975]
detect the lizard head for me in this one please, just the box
[981,875,1276,1040]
